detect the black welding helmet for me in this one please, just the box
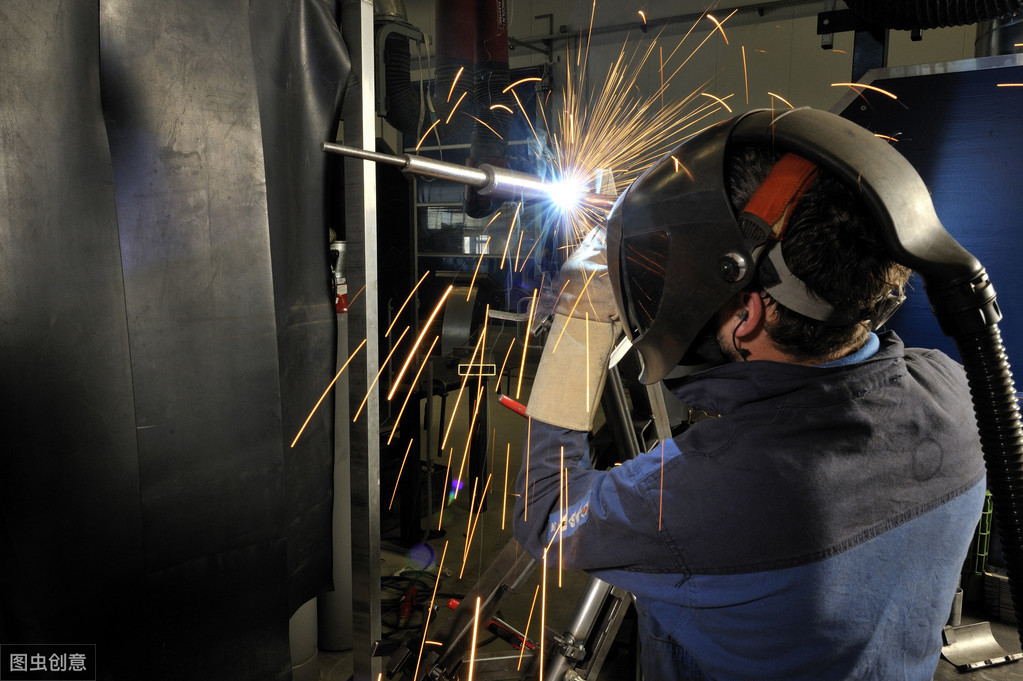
[606,107,926,384]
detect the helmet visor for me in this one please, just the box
[620,230,670,338]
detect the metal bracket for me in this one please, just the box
[941,621,1023,671]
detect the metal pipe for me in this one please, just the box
[321,141,618,210]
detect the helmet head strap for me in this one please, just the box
[738,153,851,324]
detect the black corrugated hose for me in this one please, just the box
[845,0,1023,30]
[383,33,423,139]
[955,326,1023,645]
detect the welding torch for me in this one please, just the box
[321,142,617,212]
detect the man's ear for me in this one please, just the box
[734,291,766,341]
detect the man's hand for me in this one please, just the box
[526,226,621,431]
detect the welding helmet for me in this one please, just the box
[606,107,919,383]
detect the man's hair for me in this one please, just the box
[726,145,912,361]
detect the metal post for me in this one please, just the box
[341,1,382,678]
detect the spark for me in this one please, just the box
[453,382,488,500]
[638,10,647,24]
[874,133,899,142]
[997,83,1023,87]
[412,540,449,681]
[484,211,502,231]
[388,439,417,510]
[513,230,525,272]
[489,103,514,114]
[504,77,543,93]
[517,585,540,671]
[386,335,440,445]
[581,0,597,71]
[386,271,430,337]
[348,284,366,307]
[701,91,733,113]
[559,446,565,587]
[441,326,487,450]
[461,478,480,575]
[537,10,740,248]
[584,313,594,417]
[831,82,898,99]
[659,46,665,109]
[464,113,503,140]
[291,337,367,447]
[540,550,548,681]
[437,447,454,531]
[508,87,542,147]
[706,11,736,45]
[447,66,464,103]
[516,290,537,399]
[551,277,572,313]
[354,326,410,422]
[460,472,493,579]
[658,440,665,530]
[415,120,440,152]
[767,92,795,109]
[468,596,481,681]
[517,233,542,273]
[671,155,695,181]
[502,442,511,530]
[742,45,749,105]
[495,338,517,392]
[445,91,469,125]
[552,268,598,353]
[388,285,452,400]
[524,418,531,521]
[467,237,492,301]
[499,202,522,270]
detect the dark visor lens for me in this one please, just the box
[622,231,670,337]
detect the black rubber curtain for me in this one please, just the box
[0,1,349,679]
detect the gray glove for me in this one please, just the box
[526,227,620,431]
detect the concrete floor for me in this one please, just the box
[309,324,1023,680]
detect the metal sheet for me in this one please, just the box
[0,2,145,671]
[248,0,351,614]
[101,1,289,677]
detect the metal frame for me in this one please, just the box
[383,364,653,681]
[341,1,383,679]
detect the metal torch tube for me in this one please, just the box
[322,141,617,209]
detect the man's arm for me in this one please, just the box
[513,419,678,572]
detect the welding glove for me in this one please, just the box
[526,226,620,431]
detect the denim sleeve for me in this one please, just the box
[512,419,685,573]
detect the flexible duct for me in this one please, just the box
[927,268,1023,643]
[382,31,422,136]
[375,0,424,139]
[844,0,1023,30]
[954,326,1023,638]
[464,0,514,218]
[434,0,476,143]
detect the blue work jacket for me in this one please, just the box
[514,332,986,680]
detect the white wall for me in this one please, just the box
[401,1,977,111]
[393,0,978,150]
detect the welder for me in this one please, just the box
[513,109,986,680]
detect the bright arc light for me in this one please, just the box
[547,175,586,212]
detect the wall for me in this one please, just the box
[399,0,978,130]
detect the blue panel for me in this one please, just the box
[839,62,1023,365]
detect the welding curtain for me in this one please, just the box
[0,1,349,679]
